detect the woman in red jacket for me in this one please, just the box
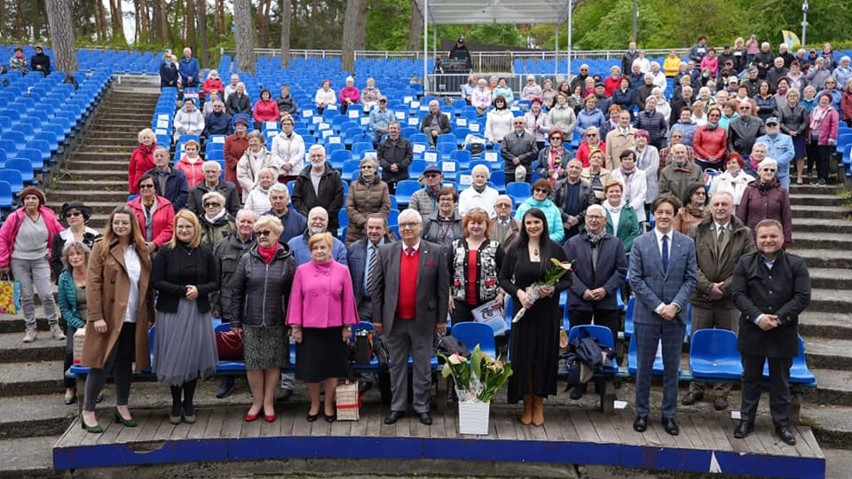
[201,70,225,103]
[128,129,157,194]
[127,173,175,254]
[252,88,280,131]
[174,139,205,189]
[692,106,728,171]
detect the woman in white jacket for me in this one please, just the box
[237,132,283,202]
[607,149,648,223]
[270,113,305,179]
[708,152,754,206]
[484,96,514,144]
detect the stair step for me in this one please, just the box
[52,179,128,190]
[798,312,852,340]
[66,159,133,171]
[804,337,852,370]
[806,368,852,407]
[789,184,841,194]
[807,289,852,314]
[0,332,65,364]
[68,170,132,182]
[806,269,852,290]
[47,201,129,215]
[790,194,844,207]
[0,317,57,335]
[0,436,58,476]
[792,249,852,269]
[49,190,130,203]
[802,404,852,449]
[790,204,852,220]
[0,360,65,397]
[0,394,76,439]
[792,218,852,234]
[789,232,852,250]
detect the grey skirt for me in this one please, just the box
[154,298,219,386]
[243,324,287,370]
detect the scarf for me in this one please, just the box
[258,243,280,264]
[685,204,706,218]
[705,122,718,130]
[603,200,623,216]
[204,208,227,224]
[674,161,693,173]
[620,166,635,202]
[548,147,564,183]
[810,105,830,134]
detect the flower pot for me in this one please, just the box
[458,400,490,435]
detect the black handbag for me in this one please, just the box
[436,333,470,360]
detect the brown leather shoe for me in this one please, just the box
[713,396,728,411]
[520,396,532,425]
[681,391,703,406]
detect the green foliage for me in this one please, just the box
[365,0,412,50]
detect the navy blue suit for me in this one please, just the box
[629,229,697,419]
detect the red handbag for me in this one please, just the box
[216,330,244,361]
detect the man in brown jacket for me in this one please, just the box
[604,111,636,171]
[658,144,704,202]
[682,191,754,410]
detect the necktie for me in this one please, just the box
[365,245,377,295]
[661,235,669,272]
[717,227,726,256]
[406,247,415,257]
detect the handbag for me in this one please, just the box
[0,275,21,315]
[353,329,374,365]
[215,329,244,361]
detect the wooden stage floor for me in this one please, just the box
[54,403,825,478]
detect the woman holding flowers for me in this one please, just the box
[498,208,571,427]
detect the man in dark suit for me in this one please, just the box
[371,209,449,426]
[732,219,810,446]
[420,100,452,147]
[501,118,538,182]
[629,195,697,436]
[348,214,396,321]
[563,204,627,399]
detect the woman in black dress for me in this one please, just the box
[499,208,570,427]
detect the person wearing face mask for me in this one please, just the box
[563,204,628,400]
[292,145,345,236]
[553,159,595,240]
[144,146,189,212]
[737,158,793,247]
[755,117,795,189]
[237,132,282,202]
[658,144,704,202]
[128,128,158,195]
[692,106,729,171]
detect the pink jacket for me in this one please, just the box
[0,206,64,268]
[286,260,359,329]
[339,86,360,105]
[809,107,839,146]
[175,156,205,189]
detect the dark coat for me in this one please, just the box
[688,214,755,309]
[211,233,256,319]
[187,180,241,218]
[144,167,189,212]
[152,243,219,314]
[277,95,298,115]
[736,179,793,246]
[30,53,51,75]
[377,136,413,184]
[564,232,627,312]
[204,111,232,136]
[633,110,668,147]
[347,235,396,304]
[159,62,178,88]
[291,164,345,234]
[228,244,297,328]
[501,130,539,179]
[733,250,810,358]
[419,112,452,137]
[226,93,252,116]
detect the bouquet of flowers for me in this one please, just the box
[511,258,573,323]
[440,345,513,403]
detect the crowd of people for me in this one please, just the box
[0,37,820,447]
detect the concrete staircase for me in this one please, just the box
[47,88,160,230]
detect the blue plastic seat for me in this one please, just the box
[439,159,459,180]
[762,335,816,385]
[329,149,352,170]
[6,159,34,184]
[0,181,13,208]
[689,329,743,381]
[627,333,681,377]
[352,142,373,158]
[341,159,361,181]
[408,160,427,179]
[0,169,23,194]
[394,179,420,207]
[0,131,26,151]
[450,322,496,359]
[410,133,429,145]
[623,296,635,339]
[567,325,619,373]
[505,182,531,205]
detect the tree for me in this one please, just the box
[280,0,293,67]
[408,0,423,51]
[44,0,77,73]
[234,0,256,73]
[341,0,369,72]
[196,0,209,66]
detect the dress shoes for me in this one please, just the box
[418,412,433,426]
[384,410,405,425]
[215,378,235,399]
[244,411,261,422]
[776,426,796,445]
[569,384,587,400]
[633,415,648,432]
[324,412,336,423]
[681,391,703,406]
[264,414,276,423]
[734,420,754,439]
[662,417,679,436]
[713,396,729,411]
[306,412,320,422]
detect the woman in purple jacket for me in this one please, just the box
[287,232,359,422]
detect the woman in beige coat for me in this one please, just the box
[80,207,154,433]
[344,157,390,246]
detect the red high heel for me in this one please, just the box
[264,413,276,423]
[244,408,261,422]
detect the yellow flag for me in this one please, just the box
[782,30,801,49]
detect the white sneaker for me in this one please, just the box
[23,329,37,343]
[51,324,66,341]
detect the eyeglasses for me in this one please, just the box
[761,168,777,172]
[586,214,605,220]
[361,165,374,169]
[424,173,440,178]
[439,198,454,203]
[204,203,221,208]
[586,133,598,137]
[739,106,751,111]
[494,203,512,209]
[534,188,549,194]
[66,211,83,218]
[139,184,155,190]
[826,81,836,85]
[399,222,420,229]
[257,230,273,237]
[550,136,562,141]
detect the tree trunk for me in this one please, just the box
[109,0,127,44]
[14,0,25,38]
[279,0,292,67]
[196,0,209,66]
[307,0,319,49]
[96,0,108,42]
[45,0,78,73]
[407,0,423,51]
[257,0,272,48]
[185,0,196,53]
[159,0,168,45]
[233,0,256,74]
[341,0,368,73]
[214,0,224,44]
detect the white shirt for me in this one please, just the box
[123,246,141,324]
[654,227,672,259]
[458,186,499,218]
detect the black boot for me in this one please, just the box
[182,379,197,423]
[169,386,182,424]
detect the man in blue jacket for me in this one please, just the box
[179,47,200,88]
[145,146,189,212]
[755,117,795,189]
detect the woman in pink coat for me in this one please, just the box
[128,128,157,195]
[252,88,280,130]
[287,232,358,422]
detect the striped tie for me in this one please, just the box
[365,245,377,295]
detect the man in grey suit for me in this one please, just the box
[371,209,450,426]
[629,195,697,436]
[501,117,538,183]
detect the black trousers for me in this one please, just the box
[740,353,793,428]
[568,308,620,345]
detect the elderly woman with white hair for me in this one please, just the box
[199,191,237,250]
[459,164,499,217]
[237,131,282,202]
[314,79,336,114]
[338,76,360,114]
[360,77,382,112]
[345,156,391,246]
[521,75,542,101]
[201,69,225,104]
[129,128,157,195]
[736,157,793,246]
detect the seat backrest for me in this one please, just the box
[689,329,738,359]
[568,324,615,349]
[450,322,496,358]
